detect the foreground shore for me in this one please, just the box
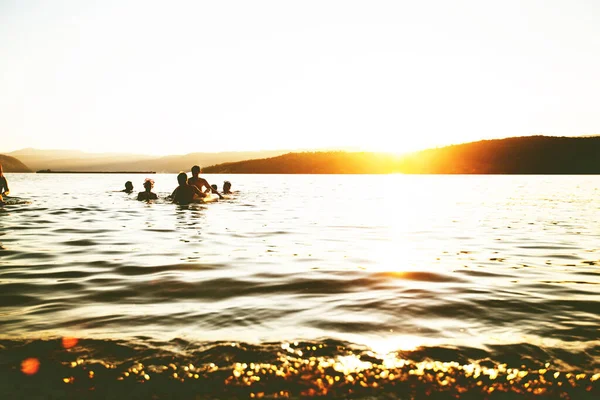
[2,338,599,399]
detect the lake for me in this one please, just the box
[1,173,599,398]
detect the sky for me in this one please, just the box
[1,0,599,155]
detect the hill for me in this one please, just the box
[4,136,600,174]
[203,152,400,174]
[108,150,291,173]
[203,136,600,174]
[7,149,155,172]
[0,154,32,172]
[6,149,290,173]
[398,135,600,174]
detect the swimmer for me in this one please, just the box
[223,181,232,194]
[188,165,223,199]
[0,163,9,203]
[170,172,205,205]
[137,178,158,201]
[122,181,134,193]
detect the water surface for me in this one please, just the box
[1,174,599,398]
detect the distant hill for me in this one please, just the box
[203,136,600,174]
[398,135,600,174]
[108,150,291,173]
[203,152,401,174]
[4,136,600,174]
[6,149,291,173]
[0,154,32,172]
[7,149,156,172]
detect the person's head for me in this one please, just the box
[125,181,133,191]
[143,178,154,192]
[223,181,231,193]
[191,165,201,176]
[177,172,188,186]
[211,184,217,191]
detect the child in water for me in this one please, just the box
[137,179,158,201]
[171,172,205,205]
[223,181,232,194]
[123,181,134,193]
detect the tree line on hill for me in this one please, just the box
[2,136,600,174]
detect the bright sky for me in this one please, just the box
[1,0,599,155]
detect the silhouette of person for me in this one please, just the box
[188,165,223,199]
[137,178,158,201]
[171,172,205,205]
[223,181,232,194]
[123,181,134,193]
[0,163,9,203]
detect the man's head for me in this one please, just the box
[191,165,201,176]
[125,181,133,191]
[177,172,188,186]
[223,181,231,193]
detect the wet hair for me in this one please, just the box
[125,181,133,190]
[177,172,188,185]
[191,165,200,174]
[143,178,154,191]
[211,184,217,191]
[223,181,231,191]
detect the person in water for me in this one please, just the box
[188,165,223,199]
[223,181,232,194]
[137,178,158,201]
[0,163,9,202]
[171,172,205,205]
[123,181,134,193]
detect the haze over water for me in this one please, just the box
[1,174,599,398]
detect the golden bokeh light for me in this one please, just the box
[62,337,78,349]
[21,358,40,375]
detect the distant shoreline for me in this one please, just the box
[4,135,597,174]
[36,170,156,174]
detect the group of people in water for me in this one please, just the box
[122,165,233,205]
[0,162,232,207]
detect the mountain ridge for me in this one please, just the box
[4,135,600,174]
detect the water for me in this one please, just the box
[1,173,599,398]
